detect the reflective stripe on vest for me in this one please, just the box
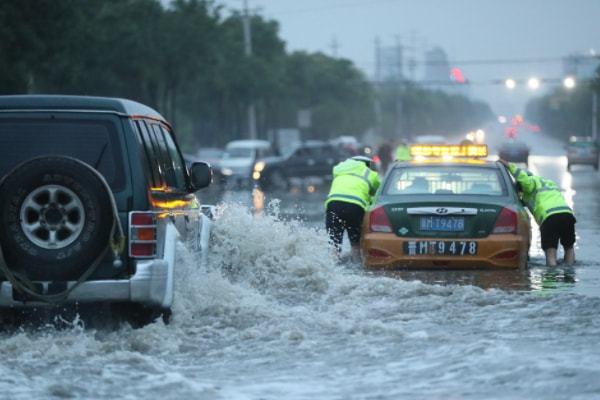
[326,193,367,208]
[348,168,374,195]
[532,179,559,197]
[545,206,572,214]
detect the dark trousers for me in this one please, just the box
[325,201,365,252]
[540,213,576,250]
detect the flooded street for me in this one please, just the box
[1,138,600,400]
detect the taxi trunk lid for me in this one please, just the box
[379,197,506,238]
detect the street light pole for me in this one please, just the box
[242,0,257,140]
[593,90,598,141]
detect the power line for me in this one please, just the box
[257,0,404,17]
[355,54,600,68]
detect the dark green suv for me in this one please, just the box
[0,95,212,323]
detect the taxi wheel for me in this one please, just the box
[0,156,113,280]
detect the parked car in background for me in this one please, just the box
[0,95,212,326]
[252,141,345,190]
[566,136,599,171]
[498,140,529,166]
[219,140,273,187]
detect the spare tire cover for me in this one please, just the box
[0,156,113,280]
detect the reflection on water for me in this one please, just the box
[530,266,577,293]
[372,265,578,293]
[372,268,532,291]
[252,186,265,215]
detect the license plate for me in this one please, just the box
[403,240,478,256]
[419,216,465,232]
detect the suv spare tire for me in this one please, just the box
[0,156,113,280]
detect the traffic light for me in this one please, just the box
[450,67,467,84]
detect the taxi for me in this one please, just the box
[361,144,531,269]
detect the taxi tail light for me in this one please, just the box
[129,212,157,258]
[369,206,393,233]
[492,207,517,234]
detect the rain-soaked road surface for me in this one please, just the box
[1,134,599,399]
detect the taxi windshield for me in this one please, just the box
[385,166,506,196]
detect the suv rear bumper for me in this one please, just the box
[0,258,173,308]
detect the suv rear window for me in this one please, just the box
[0,118,126,191]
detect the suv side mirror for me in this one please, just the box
[189,162,212,191]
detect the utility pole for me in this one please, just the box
[593,91,598,141]
[374,36,382,83]
[330,36,339,58]
[242,0,257,140]
[374,36,382,138]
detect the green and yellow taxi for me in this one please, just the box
[361,144,531,269]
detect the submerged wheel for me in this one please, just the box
[0,156,113,280]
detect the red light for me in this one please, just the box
[511,115,524,126]
[130,243,156,257]
[492,207,518,234]
[369,206,392,233]
[131,212,155,225]
[450,67,467,84]
[505,127,518,139]
[130,212,157,258]
[135,227,156,241]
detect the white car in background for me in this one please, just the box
[219,140,273,187]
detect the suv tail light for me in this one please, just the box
[369,206,393,233]
[129,212,157,258]
[492,207,518,234]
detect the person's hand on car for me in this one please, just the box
[498,158,509,168]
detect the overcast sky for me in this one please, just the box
[217,0,600,116]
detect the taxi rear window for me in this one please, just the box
[385,166,506,196]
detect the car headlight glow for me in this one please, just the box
[254,161,266,172]
[221,168,233,176]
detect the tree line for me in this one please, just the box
[0,0,493,150]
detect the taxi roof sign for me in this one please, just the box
[410,144,488,158]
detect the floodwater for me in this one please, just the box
[1,136,599,399]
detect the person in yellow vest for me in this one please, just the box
[500,159,576,266]
[395,140,411,161]
[325,156,381,261]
